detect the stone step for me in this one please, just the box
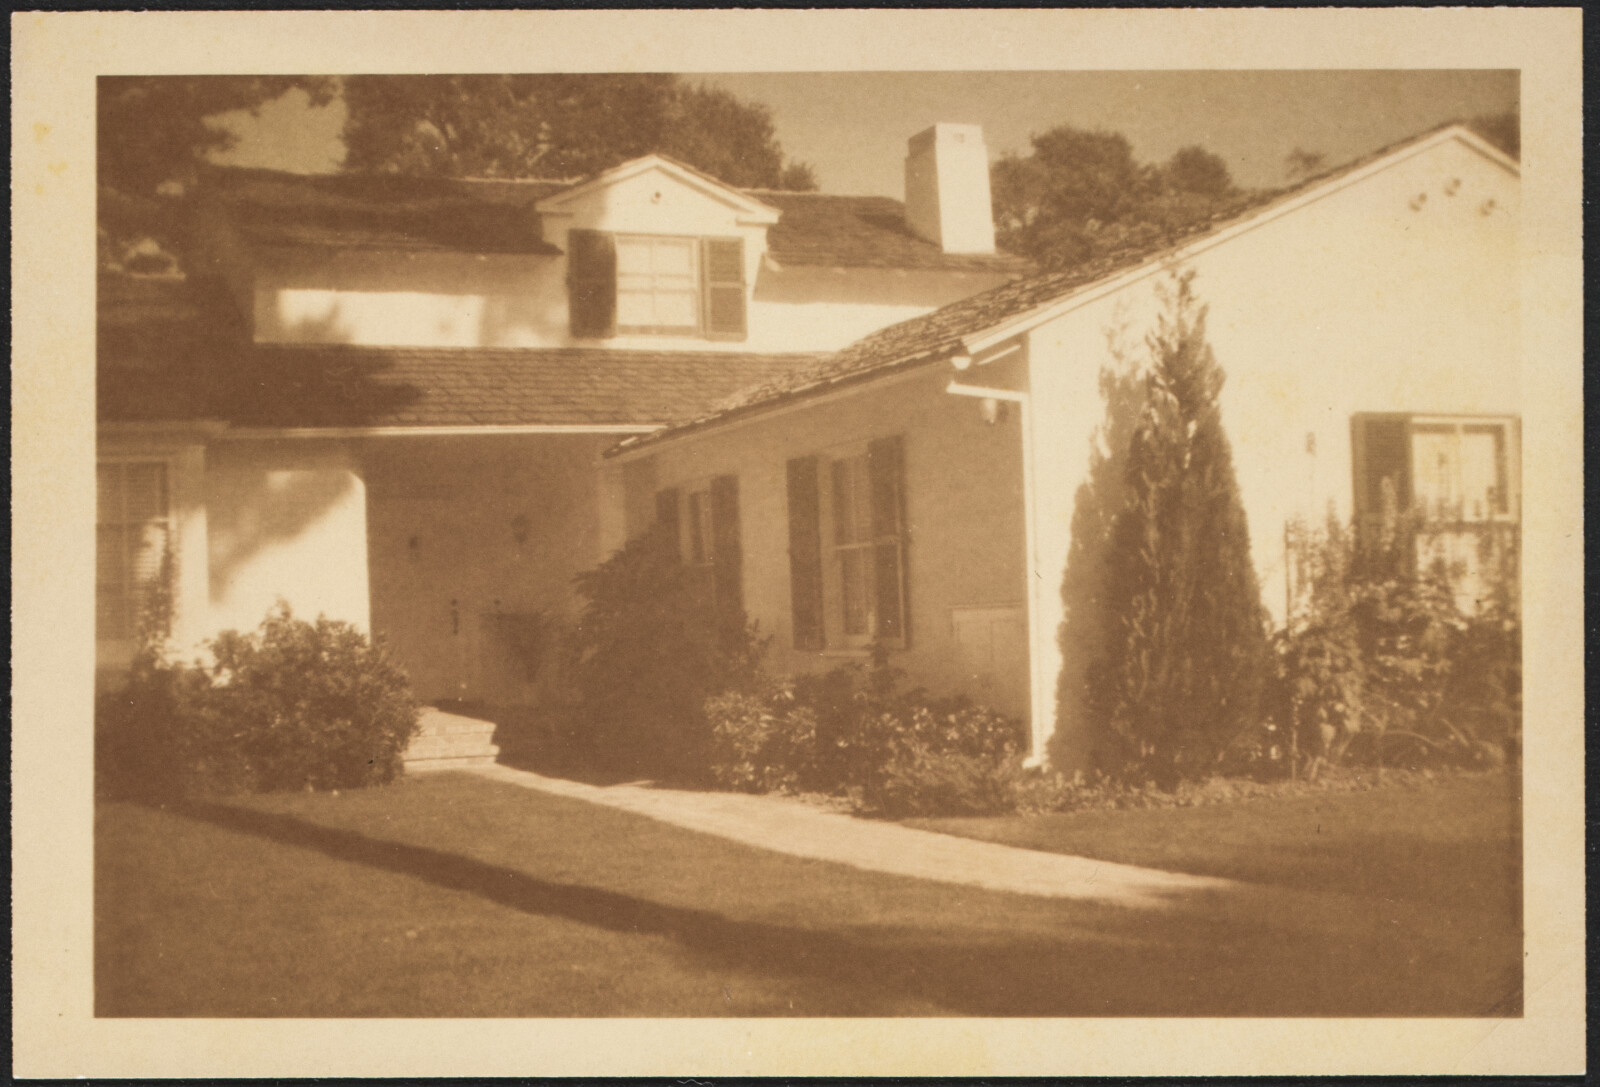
[403,736,501,762]
[405,754,502,772]
[415,709,501,737]
[413,720,499,740]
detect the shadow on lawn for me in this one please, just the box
[164,798,1523,1018]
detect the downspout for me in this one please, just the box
[945,362,1050,766]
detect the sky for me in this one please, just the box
[210,70,1517,196]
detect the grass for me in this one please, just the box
[908,771,1521,915]
[97,770,1521,1017]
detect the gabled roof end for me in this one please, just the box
[534,153,783,222]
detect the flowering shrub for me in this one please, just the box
[706,681,817,794]
[97,603,420,798]
[704,649,1026,816]
[1272,514,1520,776]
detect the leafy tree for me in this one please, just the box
[98,76,336,274]
[99,76,336,196]
[993,126,1247,269]
[342,74,817,190]
[1088,268,1270,785]
[1161,145,1234,198]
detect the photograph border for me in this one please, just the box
[12,8,1585,1077]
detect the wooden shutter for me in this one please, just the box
[701,237,747,340]
[710,474,744,642]
[1354,417,1412,517]
[867,435,909,646]
[654,487,681,562]
[786,456,825,650]
[567,229,617,338]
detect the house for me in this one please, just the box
[96,124,1028,753]
[98,121,1519,770]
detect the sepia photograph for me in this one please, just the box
[13,8,1584,1078]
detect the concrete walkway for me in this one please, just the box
[470,763,1233,908]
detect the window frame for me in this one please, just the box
[682,481,717,572]
[1351,412,1521,528]
[657,475,744,645]
[614,233,702,336]
[817,439,909,652]
[96,454,179,653]
[567,230,747,342]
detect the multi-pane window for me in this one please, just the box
[1410,422,1510,522]
[567,230,747,340]
[655,476,745,647]
[1351,414,1519,611]
[787,436,907,650]
[1353,415,1518,528]
[97,460,172,644]
[685,486,715,567]
[831,454,876,636]
[616,235,698,332]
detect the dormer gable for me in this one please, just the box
[535,154,782,229]
[537,155,782,344]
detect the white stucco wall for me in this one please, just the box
[203,438,371,640]
[619,368,1032,719]
[363,433,615,705]
[1023,132,1519,767]
[243,163,1014,354]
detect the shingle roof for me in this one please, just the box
[749,191,1033,274]
[99,338,823,430]
[614,123,1491,455]
[201,165,1032,271]
[202,167,570,254]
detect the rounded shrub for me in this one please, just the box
[97,603,421,797]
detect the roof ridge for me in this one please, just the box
[741,188,902,201]
[204,163,585,187]
[617,122,1505,455]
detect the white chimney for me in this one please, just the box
[904,123,996,255]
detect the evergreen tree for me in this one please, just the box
[1089,268,1270,784]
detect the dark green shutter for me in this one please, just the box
[701,237,747,340]
[655,487,681,562]
[1357,417,1411,515]
[867,435,909,646]
[710,474,744,644]
[567,229,616,338]
[786,456,825,650]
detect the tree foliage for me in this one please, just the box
[99,76,336,196]
[993,126,1247,270]
[1088,268,1271,785]
[99,77,336,274]
[567,524,767,781]
[342,74,817,189]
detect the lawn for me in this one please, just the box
[908,771,1521,917]
[97,770,1521,1017]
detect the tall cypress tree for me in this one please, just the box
[1090,268,1269,784]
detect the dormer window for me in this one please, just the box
[617,236,698,332]
[567,229,746,341]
